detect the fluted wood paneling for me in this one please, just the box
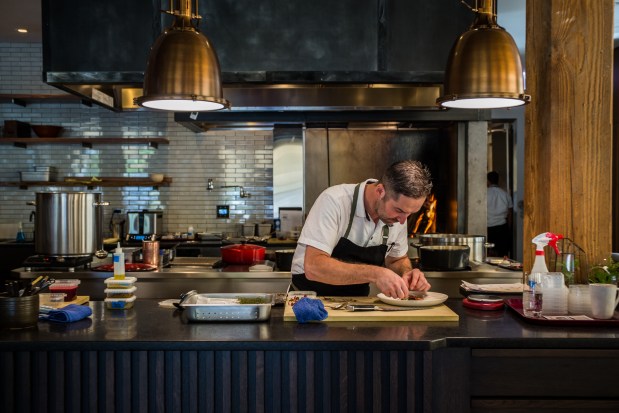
[0,349,421,413]
[524,0,614,271]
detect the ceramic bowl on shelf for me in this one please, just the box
[31,125,63,137]
[149,173,164,183]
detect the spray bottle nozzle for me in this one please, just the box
[532,232,564,255]
[546,232,563,255]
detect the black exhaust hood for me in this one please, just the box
[42,0,473,128]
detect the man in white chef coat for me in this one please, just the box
[291,160,432,298]
[486,171,513,257]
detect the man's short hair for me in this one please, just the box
[487,171,499,185]
[381,160,433,199]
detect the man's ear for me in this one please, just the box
[376,183,385,199]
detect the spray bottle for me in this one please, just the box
[523,232,563,317]
[531,232,563,273]
[113,242,125,280]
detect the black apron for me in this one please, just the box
[291,183,390,296]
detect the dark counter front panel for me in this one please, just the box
[2,300,619,412]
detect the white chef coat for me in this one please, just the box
[487,185,513,227]
[291,180,409,275]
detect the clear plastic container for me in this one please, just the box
[39,293,66,304]
[104,276,137,289]
[49,279,81,301]
[104,295,137,310]
[104,286,137,299]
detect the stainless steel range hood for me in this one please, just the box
[44,71,444,111]
[42,0,477,130]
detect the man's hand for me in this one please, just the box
[375,268,413,299]
[402,268,431,292]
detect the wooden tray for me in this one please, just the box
[39,295,89,309]
[505,298,619,326]
[284,296,459,322]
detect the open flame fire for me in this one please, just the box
[411,193,437,235]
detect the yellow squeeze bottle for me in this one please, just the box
[113,242,126,280]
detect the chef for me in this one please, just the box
[290,160,433,298]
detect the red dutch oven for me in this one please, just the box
[220,244,266,264]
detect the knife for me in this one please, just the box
[345,304,427,312]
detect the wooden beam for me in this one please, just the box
[524,0,614,275]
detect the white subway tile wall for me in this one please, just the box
[0,43,274,237]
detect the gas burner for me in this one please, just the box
[22,255,93,272]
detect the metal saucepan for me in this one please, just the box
[418,245,470,271]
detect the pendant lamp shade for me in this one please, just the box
[136,3,229,111]
[437,0,530,109]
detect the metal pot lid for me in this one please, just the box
[420,245,470,251]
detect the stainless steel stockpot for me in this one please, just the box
[34,192,108,257]
[416,233,493,263]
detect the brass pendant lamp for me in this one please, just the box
[437,0,530,109]
[136,0,229,111]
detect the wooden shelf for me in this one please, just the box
[0,177,172,190]
[0,137,169,149]
[0,93,85,107]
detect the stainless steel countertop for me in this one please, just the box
[12,259,520,280]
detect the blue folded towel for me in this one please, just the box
[42,304,93,323]
[292,297,328,323]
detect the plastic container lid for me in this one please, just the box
[53,279,81,286]
[104,295,137,309]
[104,286,137,294]
[104,276,137,287]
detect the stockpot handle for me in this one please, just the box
[94,201,110,207]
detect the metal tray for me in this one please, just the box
[181,293,274,322]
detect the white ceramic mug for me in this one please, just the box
[589,284,619,319]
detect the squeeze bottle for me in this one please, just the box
[16,222,25,242]
[113,242,126,280]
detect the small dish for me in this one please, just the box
[149,173,164,183]
[31,125,63,138]
[377,291,448,307]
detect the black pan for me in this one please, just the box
[418,245,470,271]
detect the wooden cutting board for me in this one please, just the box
[283,296,459,322]
[39,295,89,309]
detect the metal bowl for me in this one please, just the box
[0,294,40,329]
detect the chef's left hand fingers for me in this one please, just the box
[405,269,431,291]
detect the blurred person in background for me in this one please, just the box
[487,171,513,257]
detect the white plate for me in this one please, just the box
[377,291,448,307]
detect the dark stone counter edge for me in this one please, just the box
[3,299,619,351]
[4,336,619,352]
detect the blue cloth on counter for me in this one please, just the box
[292,297,328,323]
[41,304,92,323]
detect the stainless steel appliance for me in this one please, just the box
[126,210,163,241]
[415,234,492,263]
[33,192,107,258]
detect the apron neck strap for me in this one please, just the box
[344,184,361,239]
[344,183,390,244]
[382,224,390,245]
